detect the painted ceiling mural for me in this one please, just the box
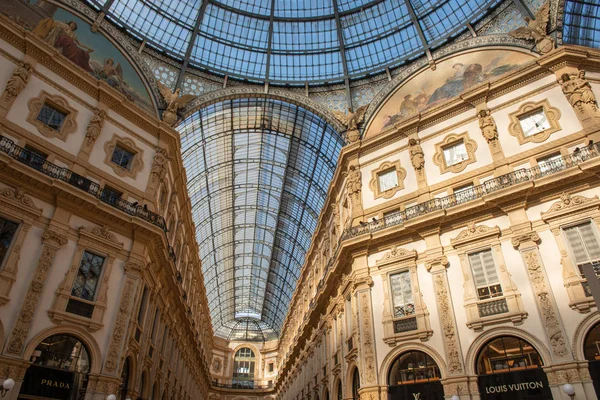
[0,0,155,115]
[365,49,536,138]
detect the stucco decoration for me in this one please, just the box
[104,277,136,374]
[84,108,106,150]
[558,70,600,124]
[27,91,78,141]
[103,134,144,179]
[478,108,498,143]
[0,61,32,112]
[507,99,561,144]
[364,48,535,138]
[150,147,172,183]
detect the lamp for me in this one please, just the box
[0,379,15,397]
[106,395,116,400]
[450,396,460,400]
[562,383,575,399]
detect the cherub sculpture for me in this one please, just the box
[157,81,196,126]
[332,105,369,143]
[509,2,554,54]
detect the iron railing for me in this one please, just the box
[477,298,509,318]
[343,143,600,240]
[0,135,167,231]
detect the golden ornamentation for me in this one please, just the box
[26,91,78,141]
[433,274,463,373]
[157,81,196,126]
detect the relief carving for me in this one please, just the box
[359,291,376,384]
[104,278,135,374]
[433,274,463,374]
[332,105,369,143]
[478,108,498,143]
[0,61,32,111]
[558,71,599,117]
[408,138,425,170]
[509,2,554,54]
[150,147,172,183]
[84,109,106,149]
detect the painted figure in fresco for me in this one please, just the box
[428,63,484,104]
[400,94,418,117]
[33,18,94,71]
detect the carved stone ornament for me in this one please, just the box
[478,108,498,143]
[509,1,554,54]
[0,61,32,110]
[85,108,106,149]
[344,164,363,216]
[508,99,561,145]
[26,91,78,141]
[376,245,417,267]
[433,132,478,174]
[408,138,425,170]
[104,278,135,374]
[541,192,600,221]
[332,105,369,143]
[425,255,449,272]
[0,186,42,216]
[103,134,144,179]
[558,70,599,119]
[150,147,172,183]
[450,223,501,248]
[511,231,540,248]
[433,274,463,374]
[80,225,124,252]
[359,291,377,383]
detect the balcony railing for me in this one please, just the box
[343,143,600,240]
[212,380,273,390]
[0,135,166,231]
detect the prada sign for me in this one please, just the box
[20,365,75,400]
[478,369,552,399]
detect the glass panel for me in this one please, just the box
[71,251,105,301]
[33,334,91,373]
[388,351,441,385]
[111,145,135,169]
[443,141,468,166]
[0,218,18,267]
[477,336,543,375]
[468,249,502,300]
[519,109,550,137]
[377,168,398,192]
[565,223,600,266]
[390,271,414,318]
[37,103,67,130]
[584,323,600,361]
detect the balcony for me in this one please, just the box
[0,135,167,231]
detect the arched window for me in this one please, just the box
[324,388,329,400]
[352,368,360,399]
[121,358,131,398]
[477,336,543,375]
[336,380,342,400]
[476,336,551,398]
[584,323,600,396]
[388,350,443,399]
[19,334,91,400]
[232,347,256,389]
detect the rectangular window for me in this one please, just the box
[37,103,67,131]
[72,251,105,301]
[0,217,19,267]
[454,183,475,204]
[268,362,274,372]
[519,108,550,137]
[443,140,468,167]
[537,153,563,175]
[468,249,503,300]
[564,222,600,287]
[390,271,415,318]
[137,286,149,325]
[111,145,135,170]
[377,168,398,192]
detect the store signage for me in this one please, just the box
[20,365,75,400]
[388,381,444,400]
[478,369,552,399]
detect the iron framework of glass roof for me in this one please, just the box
[563,0,600,49]
[179,99,344,341]
[87,0,502,85]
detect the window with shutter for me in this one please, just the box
[377,168,398,192]
[468,249,503,300]
[563,223,600,296]
[390,271,415,318]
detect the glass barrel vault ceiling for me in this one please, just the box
[179,99,345,341]
[87,0,502,84]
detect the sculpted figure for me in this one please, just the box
[85,109,106,147]
[559,71,598,113]
[151,147,172,183]
[478,108,498,142]
[509,2,554,54]
[1,61,32,108]
[332,105,369,143]
[345,165,362,195]
[157,81,196,125]
[408,138,425,170]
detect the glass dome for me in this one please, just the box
[87,0,502,84]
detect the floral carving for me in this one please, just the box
[433,274,463,374]
[541,192,599,217]
[0,187,41,213]
[104,278,135,373]
[376,246,417,267]
[359,291,376,384]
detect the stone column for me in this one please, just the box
[0,357,30,400]
[354,276,380,400]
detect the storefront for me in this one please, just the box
[18,334,90,400]
[584,322,600,396]
[477,336,552,400]
[387,350,444,400]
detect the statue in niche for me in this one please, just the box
[150,147,172,183]
[1,61,32,109]
[85,109,106,148]
[478,108,498,142]
[158,81,196,126]
[558,71,598,115]
[509,2,554,54]
[408,138,425,170]
[333,105,369,143]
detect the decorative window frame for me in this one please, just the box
[26,90,78,141]
[541,192,600,313]
[376,246,432,345]
[369,161,407,199]
[433,132,477,174]
[104,134,144,179]
[0,187,42,306]
[508,99,561,145]
[451,223,527,331]
[48,226,124,331]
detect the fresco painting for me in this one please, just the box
[0,0,155,114]
[365,50,536,138]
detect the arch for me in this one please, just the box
[334,377,343,400]
[151,380,161,400]
[231,343,261,358]
[573,311,600,361]
[23,325,102,374]
[182,89,345,134]
[464,327,552,376]
[321,386,330,400]
[378,342,448,386]
[121,353,137,390]
[344,361,359,398]
[139,369,150,399]
[351,367,360,400]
